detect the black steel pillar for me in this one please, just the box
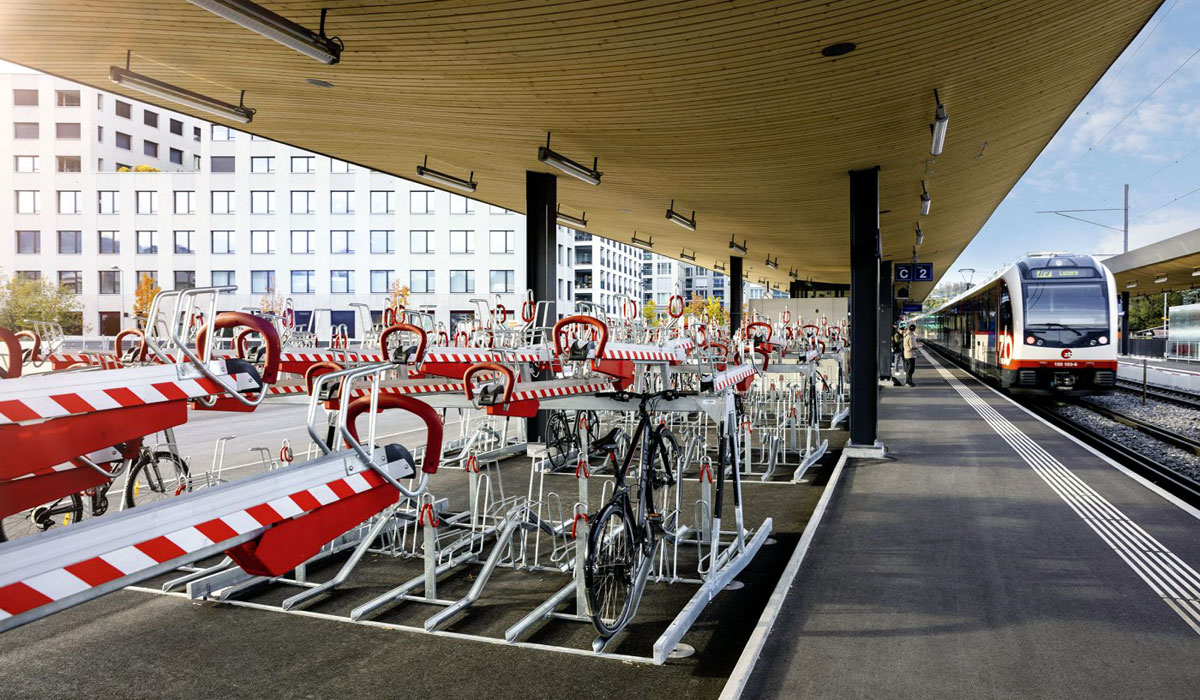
[849,167,881,447]
[789,280,800,298]
[525,170,557,442]
[1119,291,1130,356]
[878,260,893,379]
[729,256,744,336]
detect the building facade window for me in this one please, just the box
[490,230,515,254]
[410,190,434,214]
[14,155,38,172]
[450,195,475,214]
[410,230,432,254]
[291,270,315,294]
[251,270,275,294]
[370,270,393,294]
[13,89,38,106]
[143,140,158,157]
[250,156,274,173]
[330,159,353,173]
[98,191,119,214]
[174,230,194,254]
[211,125,233,140]
[174,190,194,214]
[211,190,234,214]
[143,110,158,128]
[99,270,120,295]
[330,190,353,214]
[174,270,196,290]
[450,230,474,254]
[170,118,183,136]
[136,190,157,214]
[115,100,131,118]
[290,230,315,254]
[15,190,40,214]
[330,270,354,294]
[98,231,120,254]
[56,122,81,139]
[211,230,235,254]
[115,131,131,149]
[250,190,275,214]
[169,148,183,165]
[17,271,41,281]
[136,230,158,254]
[490,270,515,294]
[57,230,82,255]
[331,230,353,254]
[211,156,235,173]
[291,156,314,173]
[58,271,82,294]
[410,270,435,294]
[16,230,40,254]
[57,191,82,214]
[56,155,81,172]
[55,90,80,107]
[450,270,475,294]
[370,230,395,254]
[251,230,275,254]
[209,270,234,288]
[290,190,314,214]
[370,190,395,214]
[14,122,39,139]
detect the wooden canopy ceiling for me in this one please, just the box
[0,1,1162,297]
[1104,227,1200,295]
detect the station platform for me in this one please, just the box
[1119,354,1200,394]
[738,351,1200,699]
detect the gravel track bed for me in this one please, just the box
[1051,403,1200,482]
[1083,392,1200,440]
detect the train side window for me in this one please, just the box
[999,283,1013,336]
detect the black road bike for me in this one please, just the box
[583,390,683,637]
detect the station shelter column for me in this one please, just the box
[525,170,557,442]
[848,166,882,450]
[1119,291,1130,356]
[878,260,894,379]
[729,255,744,338]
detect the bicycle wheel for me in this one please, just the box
[123,451,191,509]
[584,502,638,636]
[545,411,572,469]
[0,493,83,542]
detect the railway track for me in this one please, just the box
[1021,398,1200,506]
[1114,378,1200,410]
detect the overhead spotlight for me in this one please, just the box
[1192,267,1200,277]
[1126,281,1138,288]
[915,224,924,246]
[680,248,696,262]
[714,260,726,272]
[538,132,602,185]
[556,206,588,230]
[729,235,748,256]
[666,200,697,231]
[631,232,654,250]
[186,1,343,64]
[416,155,476,193]
[930,88,948,156]
[1155,274,1168,284]
[788,267,799,280]
[757,277,768,285]
[920,181,931,216]
[765,256,778,270]
[110,62,255,124]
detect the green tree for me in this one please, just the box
[0,276,83,334]
[642,298,660,327]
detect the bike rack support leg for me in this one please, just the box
[280,512,392,610]
[424,519,522,631]
[505,580,575,643]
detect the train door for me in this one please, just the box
[998,282,1014,378]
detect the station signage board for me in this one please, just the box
[894,263,934,282]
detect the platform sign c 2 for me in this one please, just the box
[894,263,933,282]
[901,303,924,314]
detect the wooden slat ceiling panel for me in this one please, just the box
[0,0,1162,297]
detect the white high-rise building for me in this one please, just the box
[570,230,642,317]
[0,69,574,338]
[640,251,685,309]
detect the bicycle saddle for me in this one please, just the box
[590,427,623,455]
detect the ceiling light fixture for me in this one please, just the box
[305,78,334,89]
[729,235,748,256]
[631,232,654,250]
[788,267,799,280]
[556,207,587,230]
[186,1,343,64]
[680,248,696,262]
[1155,274,1168,284]
[110,61,255,124]
[920,181,931,216]
[915,224,924,246]
[930,89,948,156]
[1126,281,1138,288]
[714,260,726,272]
[765,256,778,270]
[416,155,476,193]
[666,200,697,231]
[538,132,602,185]
[1193,268,1200,277]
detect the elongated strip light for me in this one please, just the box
[1192,267,1200,277]
[556,207,588,230]
[631,232,654,250]
[729,235,748,256]
[1155,273,1168,284]
[765,255,778,270]
[931,89,948,156]
[680,248,696,262]
[186,1,343,64]
[915,224,924,246]
[920,181,931,216]
[666,200,697,231]
[788,267,799,280]
[1126,281,1138,288]
[416,155,476,193]
[110,65,255,124]
[538,132,601,185]
[714,260,726,272]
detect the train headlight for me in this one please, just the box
[1025,335,1036,344]
[1037,339,1044,345]
[1099,336,1108,344]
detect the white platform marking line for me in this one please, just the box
[924,351,1200,635]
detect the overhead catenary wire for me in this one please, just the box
[1086,46,1200,155]
[1131,184,1200,222]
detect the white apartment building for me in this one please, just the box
[0,69,574,338]
[641,251,686,308]
[571,230,643,316]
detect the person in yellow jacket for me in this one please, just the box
[902,323,919,387]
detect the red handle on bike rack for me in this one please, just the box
[196,311,282,385]
[691,323,708,349]
[116,328,148,363]
[344,393,443,474]
[745,321,773,345]
[0,327,22,379]
[553,315,608,359]
[668,295,684,319]
[494,304,507,324]
[304,360,344,396]
[521,300,536,323]
[379,323,428,365]
[16,329,40,365]
[383,307,398,327]
[462,362,516,406]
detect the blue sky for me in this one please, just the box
[948,0,1200,286]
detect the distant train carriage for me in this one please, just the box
[915,253,1117,392]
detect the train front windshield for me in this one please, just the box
[1023,282,1109,329]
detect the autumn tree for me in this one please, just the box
[0,275,83,334]
[131,272,161,325]
[642,298,660,327]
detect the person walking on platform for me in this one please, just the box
[903,323,919,387]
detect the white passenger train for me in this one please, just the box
[915,253,1118,393]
